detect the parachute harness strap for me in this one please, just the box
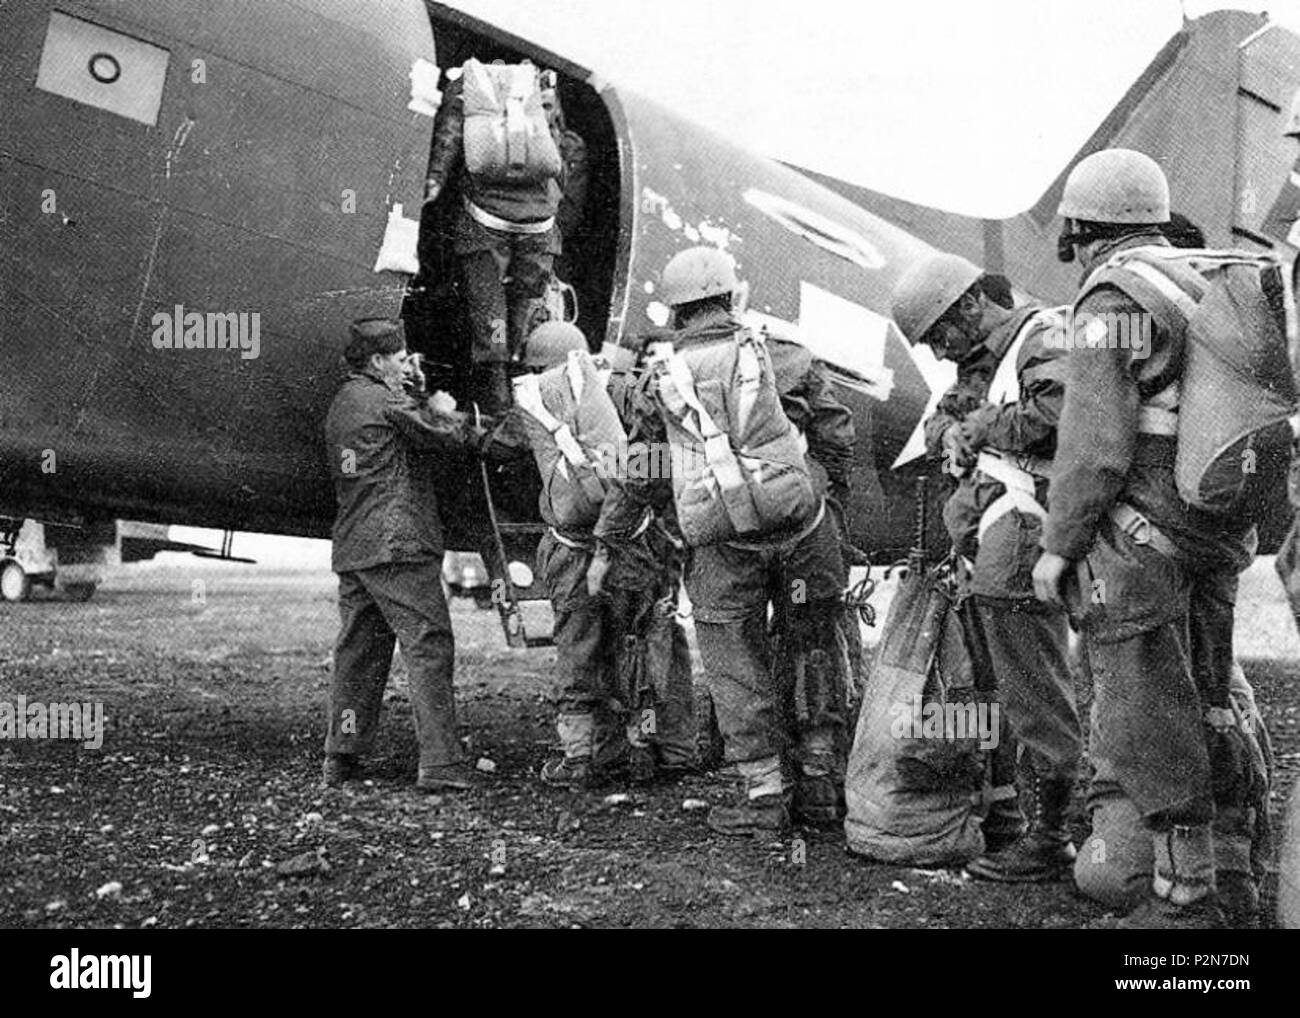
[661,348,760,534]
[513,369,606,503]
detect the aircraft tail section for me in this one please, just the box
[1018,9,1300,299]
[796,9,1300,306]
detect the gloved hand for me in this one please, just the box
[940,424,977,478]
[429,390,458,414]
[586,547,611,597]
[1032,551,1072,608]
[957,406,993,453]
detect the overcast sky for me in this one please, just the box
[449,0,1299,216]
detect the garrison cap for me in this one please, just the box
[345,317,406,366]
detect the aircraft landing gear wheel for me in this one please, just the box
[64,582,97,602]
[1,561,31,602]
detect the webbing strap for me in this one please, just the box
[548,526,594,551]
[513,371,606,503]
[976,449,1050,488]
[734,331,762,434]
[565,350,585,404]
[971,784,1020,807]
[505,65,532,170]
[723,498,826,553]
[465,59,493,108]
[662,351,760,534]
[1111,502,1180,560]
[1137,406,1178,435]
[1118,258,1199,318]
[987,309,1056,405]
[977,489,1046,544]
[466,199,554,234]
[1284,260,1299,355]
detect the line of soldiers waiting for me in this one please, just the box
[316,61,1300,930]
[888,145,1285,931]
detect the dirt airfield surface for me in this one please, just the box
[2,558,1297,930]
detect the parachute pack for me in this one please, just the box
[843,558,989,866]
[460,58,563,186]
[1086,246,1297,517]
[513,349,626,530]
[650,328,817,548]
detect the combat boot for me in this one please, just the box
[707,755,791,836]
[540,755,595,789]
[793,773,842,826]
[322,753,362,788]
[1109,895,1227,930]
[707,794,791,836]
[793,730,843,826]
[968,776,1076,882]
[1214,826,1260,929]
[416,762,475,792]
[541,712,599,789]
[1111,825,1224,930]
[627,744,657,785]
[980,786,1028,854]
[1216,871,1260,930]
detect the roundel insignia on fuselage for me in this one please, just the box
[742,188,887,272]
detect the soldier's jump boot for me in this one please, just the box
[1098,825,1226,930]
[322,753,362,788]
[708,755,791,836]
[541,712,603,790]
[968,776,1076,882]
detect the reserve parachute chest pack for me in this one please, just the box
[1084,245,1297,517]
[460,58,563,186]
[649,327,817,547]
[513,350,626,530]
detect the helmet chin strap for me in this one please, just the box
[1057,219,1086,263]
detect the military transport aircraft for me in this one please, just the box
[3,2,1300,634]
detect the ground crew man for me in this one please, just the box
[424,61,564,414]
[592,247,853,834]
[890,253,1080,882]
[322,318,494,792]
[1033,148,1260,929]
[503,322,694,787]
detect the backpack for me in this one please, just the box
[513,350,627,530]
[460,59,563,186]
[843,559,988,866]
[651,327,817,547]
[1085,246,1297,517]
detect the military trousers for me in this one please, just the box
[455,214,557,365]
[325,561,463,769]
[963,595,1080,783]
[685,511,848,767]
[1075,664,1270,908]
[538,529,695,765]
[1073,521,1249,830]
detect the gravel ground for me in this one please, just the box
[1,557,1296,929]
